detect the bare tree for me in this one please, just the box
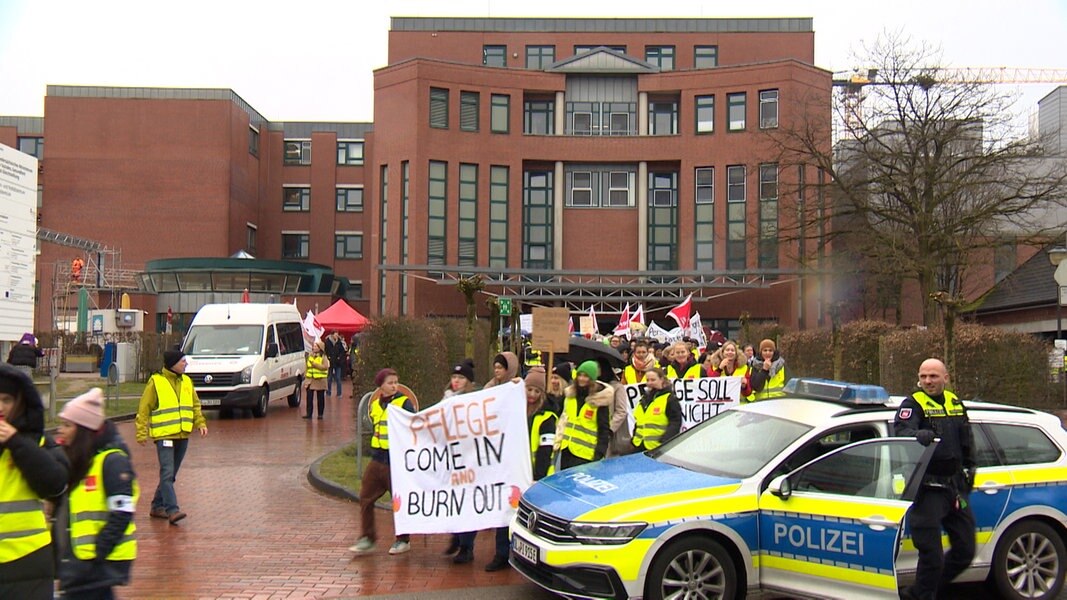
[772,32,1067,368]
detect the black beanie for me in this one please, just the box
[452,358,475,383]
[163,350,186,370]
[552,361,573,384]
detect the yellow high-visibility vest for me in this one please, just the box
[370,395,410,450]
[754,367,787,401]
[561,395,602,461]
[666,362,702,381]
[912,390,965,418]
[633,391,672,450]
[306,355,328,379]
[0,436,51,563]
[69,449,139,561]
[529,411,557,478]
[149,373,195,438]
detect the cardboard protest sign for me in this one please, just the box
[388,381,532,535]
[623,377,743,433]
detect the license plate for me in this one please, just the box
[512,534,539,564]
[200,399,221,406]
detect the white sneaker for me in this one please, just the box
[388,540,411,555]
[348,537,374,553]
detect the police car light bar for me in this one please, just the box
[782,378,890,405]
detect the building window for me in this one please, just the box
[282,186,310,212]
[604,103,633,135]
[606,171,634,206]
[649,100,678,135]
[523,170,554,270]
[460,91,479,132]
[565,166,635,207]
[491,94,510,133]
[524,99,554,135]
[246,223,257,255]
[335,233,364,259]
[760,89,779,129]
[247,128,258,157]
[346,281,363,302]
[336,186,364,212]
[648,172,678,271]
[401,162,409,312]
[459,164,478,266]
[379,165,388,314]
[759,164,779,269]
[694,45,718,68]
[430,87,449,129]
[282,233,309,259]
[645,46,675,71]
[727,93,746,131]
[565,101,636,136]
[726,165,747,269]
[575,45,626,55]
[569,171,594,206]
[696,95,715,134]
[695,168,714,270]
[489,166,509,268]
[526,45,555,69]
[483,45,506,67]
[337,140,364,165]
[428,161,447,267]
[18,136,44,159]
[283,140,311,165]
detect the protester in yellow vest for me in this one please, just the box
[750,339,787,400]
[0,363,69,600]
[57,388,138,597]
[303,340,330,420]
[631,367,682,452]
[622,339,658,384]
[665,341,705,381]
[706,341,754,402]
[135,350,207,525]
[557,361,614,470]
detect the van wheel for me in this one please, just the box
[251,386,269,418]
[992,520,1066,600]
[287,380,302,407]
[645,536,736,600]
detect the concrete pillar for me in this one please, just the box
[638,92,649,136]
[554,161,565,268]
[555,91,566,135]
[638,161,648,271]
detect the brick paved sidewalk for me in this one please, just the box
[117,383,531,599]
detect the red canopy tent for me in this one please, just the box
[314,299,371,336]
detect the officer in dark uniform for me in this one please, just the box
[894,358,976,600]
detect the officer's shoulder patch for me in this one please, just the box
[898,407,913,420]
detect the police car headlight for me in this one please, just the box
[240,366,253,384]
[567,521,647,544]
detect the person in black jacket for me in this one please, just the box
[56,388,138,599]
[895,358,976,600]
[7,332,45,379]
[0,362,70,600]
[323,331,348,398]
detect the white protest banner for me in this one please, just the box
[388,381,532,535]
[623,377,744,433]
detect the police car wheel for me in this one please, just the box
[992,520,1066,600]
[646,536,736,600]
[251,386,269,418]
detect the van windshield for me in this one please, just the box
[183,325,265,356]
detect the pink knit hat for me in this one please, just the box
[59,388,106,430]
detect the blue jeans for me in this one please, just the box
[152,438,189,514]
[327,366,344,397]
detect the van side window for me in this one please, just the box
[276,322,304,356]
[267,326,278,352]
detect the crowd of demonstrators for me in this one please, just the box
[706,340,754,402]
[350,368,414,556]
[0,363,69,600]
[303,340,330,420]
[556,361,615,470]
[7,332,45,379]
[135,350,207,526]
[630,367,682,453]
[750,339,787,400]
[324,331,348,398]
[56,388,138,599]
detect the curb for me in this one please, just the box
[306,444,392,510]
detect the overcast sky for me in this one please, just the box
[1,0,1065,124]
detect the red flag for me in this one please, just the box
[613,303,631,336]
[666,294,693,329]
[568,316,575,334]
[166,306,174,324]
[629,304,645,326]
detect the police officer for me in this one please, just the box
[894,358,976,600]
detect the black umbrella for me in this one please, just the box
[553,337,627,375]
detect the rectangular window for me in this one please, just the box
[483,45,506,67]
[760,89,779,129]
[524,99,554,135]
[246,223,257,255]
[337,140,364,165]
[569,171,594,206]
[283,140,311,165]
[379,165,388,314]
[571,103,596,135]
[523,170,554,270]
[726,165,746,269]
[335,233,364,259]
[759,163,779,269]
[648,172,678,270]
[575,45,626,55]
[695,168,715,270]
[694,45,718,68]
[430,87,449,129]
[247,128,258,157]
[458,164,478,267]
[281,233,309,259]
[649,101,678,135]
[645,45,675,71]
[606,171,634,207]
[727,93,746,131]
[460,91,479,132]
[489,166,509,268]
[18,136,44,159]
[335,186,364,212]
[491,94,510,133]
[696,95,715,134]
[525,45,555,69]
[400,161,409,312]
[282,186,310,212]
[428,161,448,267]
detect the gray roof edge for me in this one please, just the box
[390,16,813,33]
[46,85,271,128]
[0,116,45,134]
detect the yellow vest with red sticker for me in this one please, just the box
[633,391,671,450]
[561,395,602,461]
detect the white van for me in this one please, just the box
[180,303,306,417]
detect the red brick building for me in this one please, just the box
[1,17,833,338]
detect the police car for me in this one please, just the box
[511,378,1067,600]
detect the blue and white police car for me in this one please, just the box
[511,378,1067,600]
